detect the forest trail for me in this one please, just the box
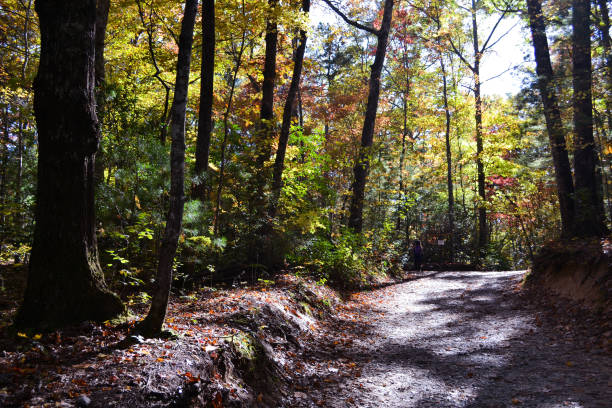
[301,271,611,408]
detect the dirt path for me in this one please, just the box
[296,271,611,408]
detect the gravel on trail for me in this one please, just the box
[300,271,611,408]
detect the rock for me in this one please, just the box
[75,395,91,407]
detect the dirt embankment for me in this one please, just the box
[0,270,353,407]
[526,238,611,311]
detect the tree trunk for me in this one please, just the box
[348,0,394,233]
[0,107,8,237]
[470,1,488,258]
[269,0,310,218]
[572,0,608,236]
[94,0,110,185]
[214,32,247,235]
[137,0,197,337]
[396,86,408,231]
[596,0,612,131]
[440,54,454,262]
[526,0,576,237]
[15,0,123,330]
[94,0,109,89]
[256,0,278,169]
[193,0,215,200]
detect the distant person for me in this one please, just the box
[413,240,423,271]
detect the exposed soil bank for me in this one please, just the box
[527,239,611,310]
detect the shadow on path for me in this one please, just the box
[299,271,611,407]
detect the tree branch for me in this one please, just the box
[448,37,475,72]
[480,9,508,52]
[320,0,379,36]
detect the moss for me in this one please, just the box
[226,332,259,368]
[298,301,312,316]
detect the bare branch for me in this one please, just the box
[480,9,508,52]
[482,20,519,52]
[320,0,379,36]
[448,37,475,72]
[481,64,517,84]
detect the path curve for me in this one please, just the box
[298,271,611,408]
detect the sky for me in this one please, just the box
[309,2,532,97]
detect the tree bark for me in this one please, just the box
[0,106,9,236]
[269,0,310,218]
[440,53,454,262]
[396,81,408,231]
[193,0,215,200]
[137,0,197,337]
[596,0,612,131]
[15,0,123,330]
[471,1,488,257]
[348,0,394,233]
[572,0,608,236]
[526,0,576,237]
[214,31,247,235]
[94,0,110,185]
[256,0,278,169]
[94,0,109,89]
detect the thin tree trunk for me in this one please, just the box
[94,0,110,185]
[348,0,394,233]
[440,53,454,262]
[136,0,173,144]
[269,0,310,218]
[94,0,109,89]
[193,0,215,200]
[0,106,8,236]
[471,1,488,257]
[572,0,608,236]
[137,0,197,337]
[16,118,23,228]
[396,91,407,231]
[214,33,247,235]
[596,0,612,131]
[16,0,123,330]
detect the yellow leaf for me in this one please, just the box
[33,334,42,340]
[156,357,165,362]
[17,332,27,338]
[134,195,141,209]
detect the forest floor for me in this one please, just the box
[0,267,610,407]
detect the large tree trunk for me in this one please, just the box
[471,1,488,258]
[137,0,197,337]
[250,0,278,218]
[193,0,215,200]
[572,0,608,237]
[15,0,123,329]
[348,0,394,233]
[255,0,278,170]
[269,0,310,218]
[526,0,576,237]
